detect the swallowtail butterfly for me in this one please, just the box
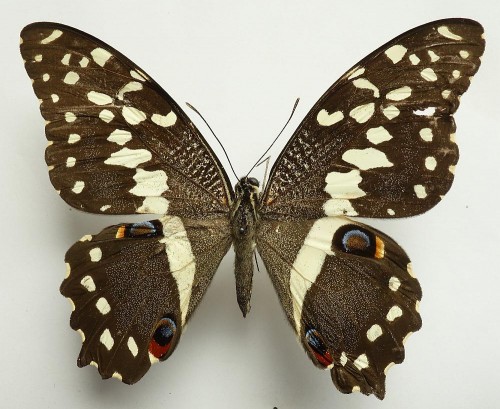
[20,19,484,399]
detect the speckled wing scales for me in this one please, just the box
[61,216,231,383]
[256,217,421,398]
[20,22,233,217]
[261,19,484,219]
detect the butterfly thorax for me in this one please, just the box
[231,177,260,317]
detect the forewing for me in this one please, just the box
[61,216,231,383]
[261,19,484,219]
[257,217,421,398]
[20,22,233,216]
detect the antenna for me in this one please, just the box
[246,98,300,178]
[186,102,239,181]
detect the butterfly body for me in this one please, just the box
[20,19,484,398]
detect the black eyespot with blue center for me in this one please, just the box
[116,220,163,239]
[333,224,377,258]
[305,327,333,368]
[149,316,177,360]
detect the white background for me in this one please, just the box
[1,1,499,408]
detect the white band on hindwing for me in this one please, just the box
[160,216,196,326]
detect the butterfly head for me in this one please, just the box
[235,176,260,197]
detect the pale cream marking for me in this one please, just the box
[68,298,75,311]
[366,126,392,144]
[442,89,451,99]
[90,361,98,368]
[160,216,196,325]
[420,67,437,82]
[449,165,456,174]
[96,297,111,315]
[72,180,84,194]
[428,50,440,62]
[79,57,89,67]
[107,129,132,145]
[47,165,55,171]
[347,67,365,80]
[149,352,159,365]
[384,362,395,375]
[34,54,43,62]
[323,199,358,217]
[79,234,92,242]
[407,262,415,278]
[130,70,147,81]
[387,305,403,321]
[47,140,54,147]
[65,263,71,278]
[151,112,177,128]
[118,81,143,100]
[459,50,470,59]
[323,170,365,216]
[316,109,344,126]
[414,184,427,199]
[122,106,147,125]
[352,386,361,393]
[68,133,81,144]
[100,205,111,211]
[387,208,395,216]
[81,276,96,292]
[127,336,139,357]
[367,324,383,342]
[112,372,122,381]
[51,94,59,103]
[129,168,169,197]
[136,197,170,214]
[77,329,85,342]
[63,71,80,85]
[382,105,400,120]
[87,91,113,105]
[416,300,421,313]
[42,73,50,82]
[409,53,420,65]
[353,354,369,370]
[425,156,437,171]
[450,133,456,143]
[389,276,401,291]
[61,53,71,65]
[419,128,433,142]
[340,352,348,366]
[19,37,23,45]
[349,102,375,123]
[99,109,115,123]
[89,247,102,262]
[385,44,407,64]
[104,147,152,168]
[438,26,463,41]
[342,148,393,170]
[403,332,413,345]
[452,70,461,79]
[386,86,412,101]
[352,78,380,97]
[41,30,62,44]
[91,48,112,67]
[100,329,114,350]
[290,217,344,332]
[64,111,76,122]
[66,157,76,167]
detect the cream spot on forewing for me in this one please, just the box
[130,70,146,81]
[419,128,433,142]
[387,208,395,216]
[317,109,344,126]
[428,50,440,62]
[79,57,89,67]
[384,362,395,375]
[347,67,365,79]
[42,73,50,82]
[87,91,113,105]
[421,67,437,82]
[63,71,80,85]
[342,148,393,170]
[366,126,392,144]
[66,157,76,167]
[118,81,143,100]
[407,262,415,277]
[122,106,147,125]
[442,90,451,99]
[425,156,437,171]
[386,86,412,101]
[323,170,365,216]
[89,247,102,262]
[349,103,375,123]
[367,324,383,342]
[72,181,84,194]
[41,29,62,44]
[387,305,403,321]
[449,165,456,174]
[128,337,139,357]
[452,70,461,79]
[403,332,413,345]
[100,329,114,350]
[100,205,111,211]
[79,234,92,242]
[61,53,71,65]
[450,133,456,143]
[136,197,170,214]
[354,354,369,370]
[96,297,111,315]
[290,218,344,332]
[151,112,177,128]
[352,78,380,97]
[99,109,115,123]
[51,94,59,103]
[77,329,85,342]
[68,133,81,144]
[414,184,427,199]
[389,276,401,291]
[104,147,152,168]
[65,263,71,278]
[385,44,407,63]
[409,54,420,65]
[81,275,96,292]
[382,105,400,120]
[107,129,132,145]
[160,216,196,325]
[438,26,463,41]
[65,112,77,122]
[416,300,420,312]
[129,168,169,197]
[34,54,42,62]
[91,48,112,67]
[459,50,470,59]
[340,352,348,366]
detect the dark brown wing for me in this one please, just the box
[261,19,484,219]
[20,22,233,217]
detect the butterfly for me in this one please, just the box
[20,19,484,399]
